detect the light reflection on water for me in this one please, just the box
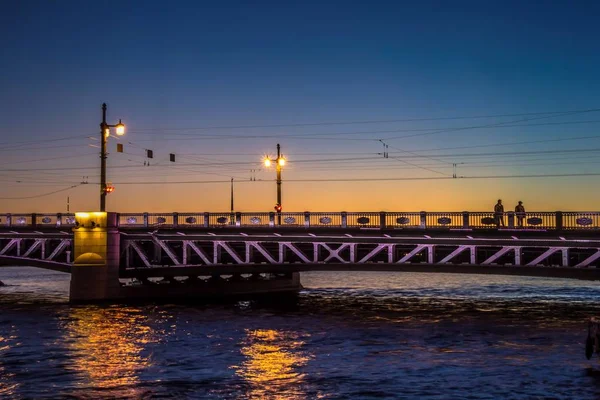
[2,268,600,398]
[62,306,155,398]
[0,332,19,397]
[233,329,311,399]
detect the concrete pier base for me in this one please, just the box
[70,265,121,302]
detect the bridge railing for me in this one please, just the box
[0,213,76,228]
[3,211,600,230]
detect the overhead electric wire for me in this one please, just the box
[0,134,91,148]
[407,134,600,153]
[6,146,600,173]
[378,140,450,176]
[130,117,600,141]
[0,153,98,166]
[103,172,600,185]
[377,109,598,141]
[128,108,600,132]
[0,184,83,200]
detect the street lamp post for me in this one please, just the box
[99,103,125,212]
[264,143,286,225]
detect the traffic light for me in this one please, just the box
[170,153,175,162]
[274,203,282,212]
[146,149,153,158]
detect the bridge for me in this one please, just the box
[1,211,599,302]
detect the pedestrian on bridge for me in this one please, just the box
[515,201,526,228]
[494,199,505,228]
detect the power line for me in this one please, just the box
[130,118,600,141]
[0,134,90,148]
[406,134,600,153]
[5,146,600,172]
[0,184,83,200]
[0,153,98,166]
[378,109,597,141]
[104,172,600,185]
[385,147,600,159]
[127,108,600,132]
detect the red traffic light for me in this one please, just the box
[274,204,282,212]
[105,185,115,194]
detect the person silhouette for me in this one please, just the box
[494,199,505,228]
[515,201,525,228]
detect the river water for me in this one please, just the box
[1,268,600,399]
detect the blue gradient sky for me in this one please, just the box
[1,1,600,212]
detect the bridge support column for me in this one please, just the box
[69,212,122,302]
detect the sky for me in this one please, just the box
[1,0,600,212]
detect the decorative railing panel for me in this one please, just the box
[147,213,175,227]
[519,211,555,230]
[240,212,271,227]
[346,212,381,228]
[469,212,496,229]
[386,212,422,228]
[563,212,600,230]
[309,212,343,227]
[278,212,306,227]
[425,212,463,229]
[119,213,145,227]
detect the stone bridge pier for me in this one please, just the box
[69,212,121,301]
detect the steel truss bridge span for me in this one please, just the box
[2,231,600,280]
[0,232,72,273]
[121,232,600,281]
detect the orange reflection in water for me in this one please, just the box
[0,334,19,397]
[233,329,311,399]
[65,306,155,397]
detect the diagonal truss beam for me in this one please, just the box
[215,241,245,264]
[397,244,429,263]
[22,239,45,258]
[279,242,311,263]
[0,238,20,256]
[46,239,71,261]
[151,237,180,265]
[438,245,475,264]
[358,244,394,264]
[575,249,600,268]
[129,241,151,267]
[526,247,568,266]
[246,242,278,264]
[482,246,520,265]
[316,243,354,263]
[184,241,213,265]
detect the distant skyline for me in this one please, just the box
[1,1,600,212]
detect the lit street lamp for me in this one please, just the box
[99,103,125,211]
[263,143,286,224]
